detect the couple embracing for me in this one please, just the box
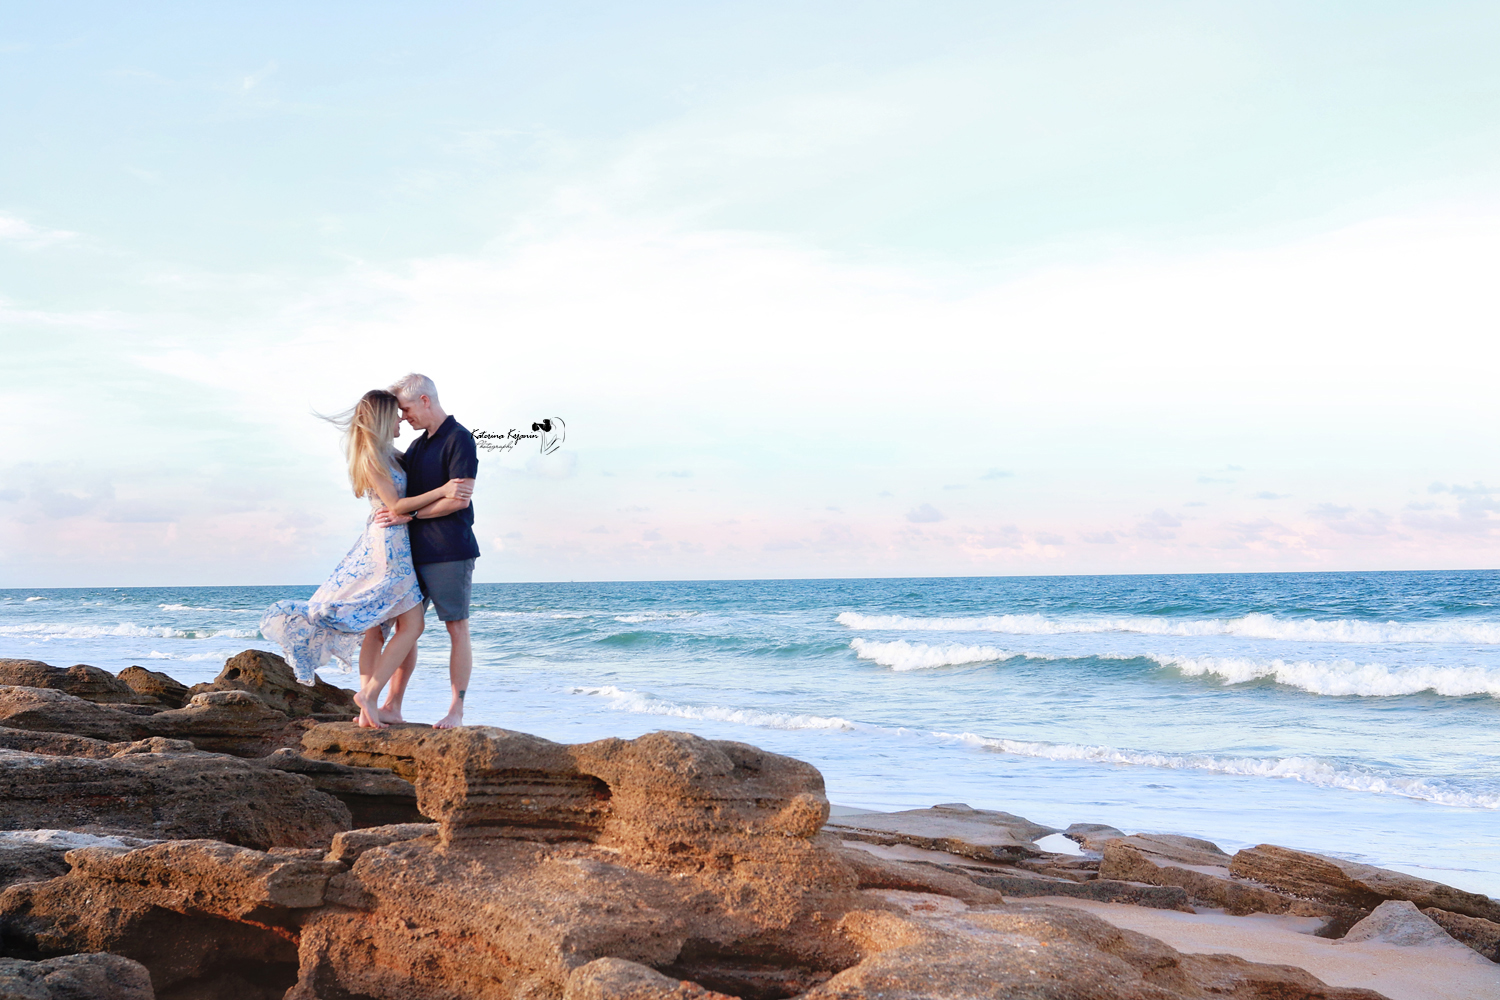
[260,373,479,729]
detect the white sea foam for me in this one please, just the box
[836,611,1500,645]
[146,650,237,662]
[850,638,1029,670]
[0,622,258,641]
[944,732,1500,809]
[570,685,856,731]
[24,597,45,602]
[614,612,700,624]
[1151,654,1500,699]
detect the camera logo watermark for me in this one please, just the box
[474,418,566,456]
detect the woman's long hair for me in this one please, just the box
[323,390,401,497]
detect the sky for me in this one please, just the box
[3,1,1499,586]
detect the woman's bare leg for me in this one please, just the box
[353,607,424,729]
[356,628,384,727]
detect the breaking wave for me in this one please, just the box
[944,732,1500,809]
[569,685,856,731]
[849,638,1029,670]
[0,622,259,641]
[1151,654,1500,699]
[837,611,1500,645]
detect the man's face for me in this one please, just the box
[397,394,432,432]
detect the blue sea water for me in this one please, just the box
[2,571,1498,897]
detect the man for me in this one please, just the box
[372,373,477,729]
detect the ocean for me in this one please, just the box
[2,571,1497,897]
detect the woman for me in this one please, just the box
[260,389,471,728]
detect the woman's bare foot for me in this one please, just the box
[378,701,404,725]
[433,701,464,729]
[353,690,387,729]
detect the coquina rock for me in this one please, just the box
[1100,838,1364,935]
[186,650,356,720]
[116,666,189,709]
[257,749,425,828]
[825,803,1056,863]
[0,953,154,1000]
[0,685,308,758]
[0,746,350,849]
[0,660,154,707]
[1230,843,1500,924]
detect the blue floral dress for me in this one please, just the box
[261,464,425,685]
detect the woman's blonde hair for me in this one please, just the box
[325,389,401,497]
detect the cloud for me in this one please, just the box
[906,503,945,523]
[1253,491,1289,500]
[980,469,1014,479]
[0,214,76,247]
[1136,508,1180,540]
[1034,532,1065,546]
[1082,531,1117,544]
[1183,501,1207,507]
[942,484,967,490]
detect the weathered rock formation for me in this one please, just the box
[0,953,154,1000]
[824,803,1055,863]
[0,660,154,707]
[257,748,424,828]
[187,649,356,720]
[116,666,189,709]
[1231,843,1500,924]
[1421,906,1500,963]
[0,744,350,849]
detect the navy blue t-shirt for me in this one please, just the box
[401,415,480,566]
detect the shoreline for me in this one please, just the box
[0,649,1495,998]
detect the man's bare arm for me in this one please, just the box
[413,497,470,519]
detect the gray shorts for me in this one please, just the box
[415,559,474,622]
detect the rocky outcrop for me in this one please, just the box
[0,660,153,706]
[0,953,154,1000]
[1422,907,1500,962]
[802,896,1389,1000]
[823,803,1056,863]
[116,667,188,709]
[0,747,350,849]
[564,957,737,1000]
[1340,899,1471,948]
[0,685,309,758]
[1099,837,1365,936]
[0,726,114,758]
[257,749,424,828]
[1230,843,1500,923]
[186,650,356,720]
[968,872,1195,910]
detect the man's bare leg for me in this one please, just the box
[433,618,472,729]
[380,644,418,724]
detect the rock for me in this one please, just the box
[1099,839,1362,935]
[0,688,145,743]
[0,727,113,759]
[0,660,151,706]
[0,842,70,891]
[144,690,298,757]
[1230,843,1500,923]
[564,958,738,1000]
[0,954,154,1000]
[325,823,438,866]
[116,666,188,709]
[186,649,356,719]
[0,684,305,759]
[1341,899,1468,947]
[823,803,1057,863]
[801,900,1389,1000]
[1063,821,1126,851]
[62,839,346,923]
[1422,907,1500,963]
[1110,833,1232,867]
[829,841,1006,905]
[1014,853,1101,882]
[257,748,424,828]
[0,748,350,849]
[967,873,1196,911]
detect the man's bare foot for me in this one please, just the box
[433,703,464,729]
[378,702,404,725]
[353,691,387,730]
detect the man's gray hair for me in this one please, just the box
[390,373,439,405]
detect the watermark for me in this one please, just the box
[474,418,566,456]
